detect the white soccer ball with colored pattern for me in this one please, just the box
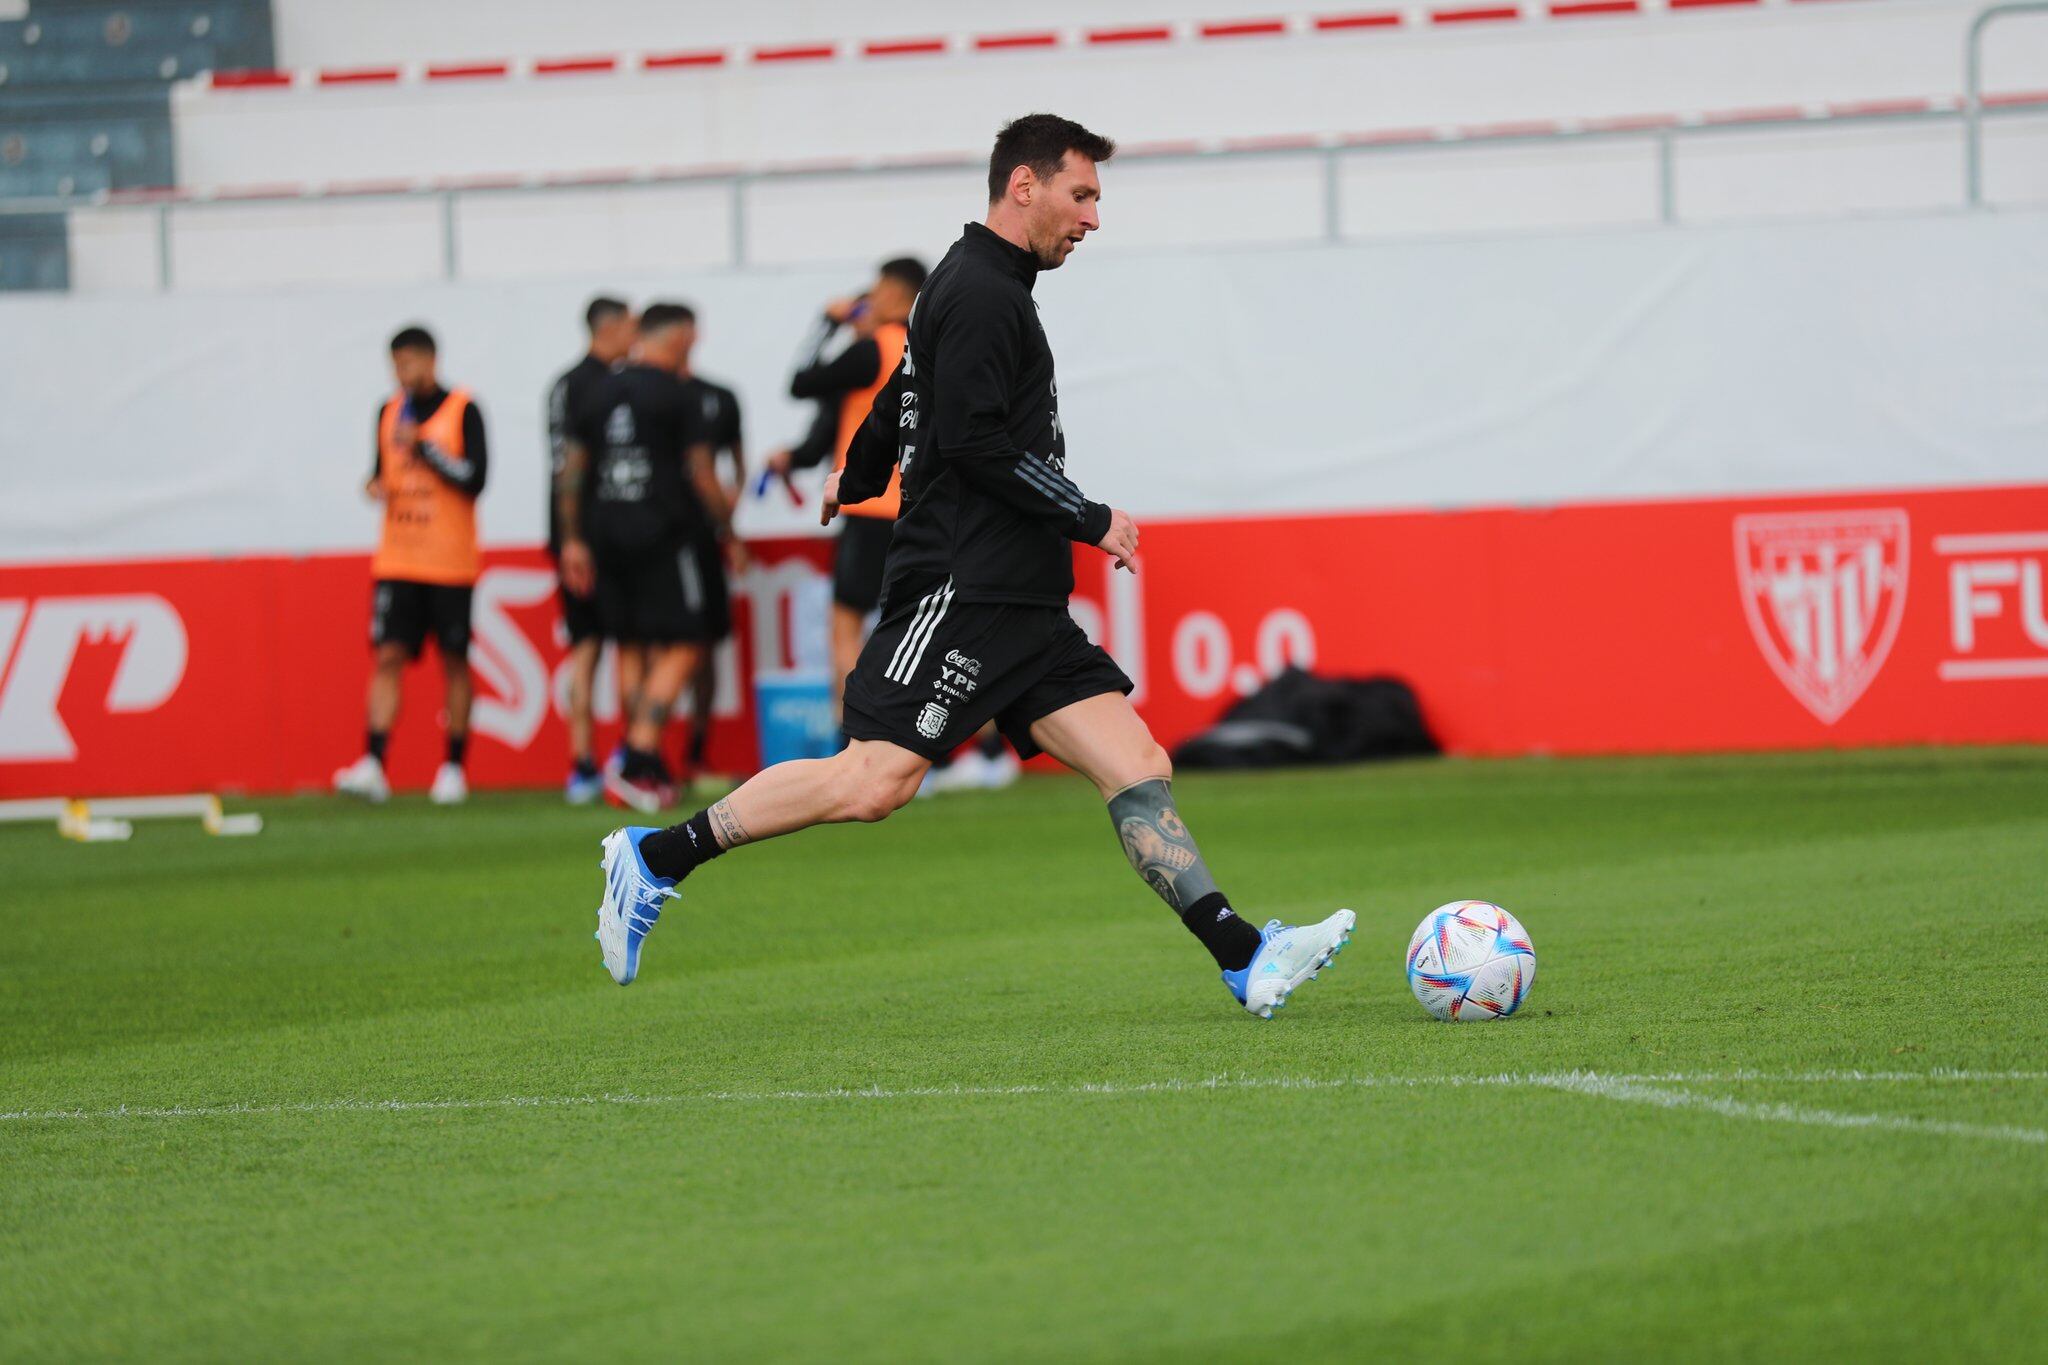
[1406,901,1536,1022]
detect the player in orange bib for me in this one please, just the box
[334,326,489,805]
[767,258,924,722]
[772,257,1018,793]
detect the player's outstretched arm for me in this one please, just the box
[952,452,1116,553]
[926,285,1123,560]
[790,336,881,400]
[781,404,841,475]
[824,357,908,522]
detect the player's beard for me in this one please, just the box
[1026,217,1071,270]
[1031,235,1068,270]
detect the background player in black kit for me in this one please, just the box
[547,296,635,804]
[590,117,1355,1018]
[669,304,746,789]
[556,303,732,813]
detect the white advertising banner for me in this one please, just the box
[2,208,2044,566]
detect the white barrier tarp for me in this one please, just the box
[3,208,2045,566]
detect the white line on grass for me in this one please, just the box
[2,1070,2044,1131]
[1536,1073,2048,1146]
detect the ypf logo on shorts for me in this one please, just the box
[914,701,949,741]
[937,649,981,702]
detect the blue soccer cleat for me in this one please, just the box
[594,827,678,986]
[1221,910,1356,1019]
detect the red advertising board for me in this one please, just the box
[3,482,2045,797]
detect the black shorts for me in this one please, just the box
[370,579,472,661]
[833,514,893,614]
[841,587,1133,761]
[593,538,724,646]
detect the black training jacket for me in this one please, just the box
[839,222,1112,612]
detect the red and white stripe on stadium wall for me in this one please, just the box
[4,482,2047,797]
[200,0,1873,94]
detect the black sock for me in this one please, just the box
[976,730,1006,760]
[1180,891,1262,972]
[445,733,467,767]
[367,730,389,764]
[572,755,598,780]
[623,747,670,784]
[640,809,726,882]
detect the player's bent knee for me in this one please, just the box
[843,778,908,824]
[832,745,925,823]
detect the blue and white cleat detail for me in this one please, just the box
[1221,910,1356,1019]
[595,827,677,986]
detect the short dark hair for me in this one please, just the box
[878,256,927,293]
[638,302,694,335]
[986,114,1115,203]
[389,325,435,354]
[585,296,628,332]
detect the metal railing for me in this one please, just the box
[1966,0,2048,205]
[0,4,2042,292]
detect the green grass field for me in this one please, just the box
[3,748,2046,1362]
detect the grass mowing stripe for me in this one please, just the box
[7,1068,2043,1125]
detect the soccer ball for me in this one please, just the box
[1406,901,1536,1022]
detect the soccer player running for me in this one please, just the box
[590,116,1353,1018]
[335,326,488,805]
[547,297,636,804]
[556,303,732,813]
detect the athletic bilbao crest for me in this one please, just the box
[1734,509,1909,723]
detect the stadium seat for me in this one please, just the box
[0,0,272,289]
[0,1,271,89]
[0,208,66,288]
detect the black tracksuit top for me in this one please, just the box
[839,222,1113,613]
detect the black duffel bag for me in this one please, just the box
[1170,667,1439,769]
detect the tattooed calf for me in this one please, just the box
[1105,778,1221,912]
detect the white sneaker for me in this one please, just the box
[333,754,390,803]
[923,750,989,794]
[1222,910,1357,1019]
[429,763,468,805]
[976,749,1021,790]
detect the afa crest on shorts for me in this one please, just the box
[915,701,949,740]
[1733,508,1909,724]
